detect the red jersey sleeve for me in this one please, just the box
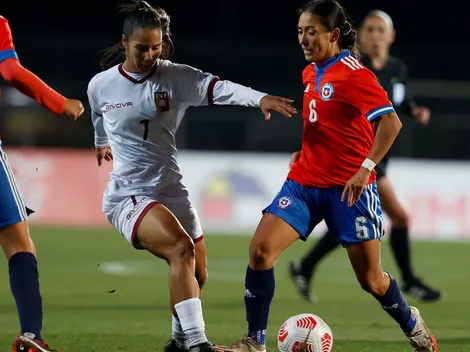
[0,16,66,115]
[0,16,18,61]
[346,68,395,122]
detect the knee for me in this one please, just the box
[357,271,389,297]
[168,235,195,264]
[390,210,409,228]
[249,240,275,270]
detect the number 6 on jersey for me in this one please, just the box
[308,99,318,123]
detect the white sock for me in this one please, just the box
[172,315,189,350]
[174,298,208,348]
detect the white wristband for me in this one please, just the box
[361,158,376,172]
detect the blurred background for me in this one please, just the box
[0,1,469,351]
[0,0,468,239]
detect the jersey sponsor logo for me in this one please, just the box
[320,82,334,101]
[155,91,170,112]
[105,102,133,111]
[277,195,292,209]
[126,196,148,220]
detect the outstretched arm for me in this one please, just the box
[0,58,66,115]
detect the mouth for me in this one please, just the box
[138,64,153,71]
[303,48,314,55]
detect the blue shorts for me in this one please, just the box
[0,149,29,228]
[264,179,384,247]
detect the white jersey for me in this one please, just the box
[87,59,267,206]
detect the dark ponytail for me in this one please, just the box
[100,0,174,70]
[339,21,360,59]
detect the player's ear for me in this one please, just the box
[121,34,128,49]
[390,29,396,44]
[330,28,340,43]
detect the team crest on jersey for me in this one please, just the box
[277,196,292,209]
[320,82,334,101]
[155,91,170,112]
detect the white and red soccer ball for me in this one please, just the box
[278,313,333,352]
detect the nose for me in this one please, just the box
[299,33,308,45]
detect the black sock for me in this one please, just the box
[390,227,415,283]
[9,252,43,341]
[245,266,275,345]
[373,274,416,333]
[300,231,339,279]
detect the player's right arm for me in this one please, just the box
[87,77,111,166]
[0,16,83,120]
[170,63,296,119]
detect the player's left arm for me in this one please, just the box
[173,63,296,119]
[399,61,430,125]
[342,69,402,206]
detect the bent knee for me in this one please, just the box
[169,235,195,263]
[357,272,389,296]
[389,209,409,228]
[0,222,34,259]
[249,240,275,270]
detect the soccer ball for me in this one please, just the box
[277,313,333,352]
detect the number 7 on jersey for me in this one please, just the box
[140,119,150,140]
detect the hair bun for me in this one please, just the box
[136,1,150,10]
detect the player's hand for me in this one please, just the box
[64,99,85,121]
[260,95,297,120]
[288,150,301,170]
[96,146,113,166]
[411,106,430,126]
[341,167,371,207]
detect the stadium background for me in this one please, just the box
[0,1,469,351]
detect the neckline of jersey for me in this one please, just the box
[314,50,350,71]
[118,63,157,84]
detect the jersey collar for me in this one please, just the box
[314,50,350,71]
[118,63,157,84]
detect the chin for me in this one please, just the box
[304,54,316,62]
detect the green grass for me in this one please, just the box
[0,227,469,351]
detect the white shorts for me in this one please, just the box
[105,195,203,249]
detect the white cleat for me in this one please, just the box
[406,307,438,351]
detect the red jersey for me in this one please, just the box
[0,16,66,116]
[0,16,15,52]
[288,51,395,188]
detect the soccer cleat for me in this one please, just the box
[164,338,188,352]
[213,337,266,352]
[12,333,62,352]
[406,307,438,351]
[190,341,225,352]
[402,279,442,302]
[288,261,318,303]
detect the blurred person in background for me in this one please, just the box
[289,9,441,304]
[0,15,84,352]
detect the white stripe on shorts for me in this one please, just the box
[365,183,384,239]
[0,151,28,220]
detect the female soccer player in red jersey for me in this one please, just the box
[220,1,437,351]
[0,15,84,352]
[289,9,440,304]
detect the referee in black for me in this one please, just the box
[289,9,441,303]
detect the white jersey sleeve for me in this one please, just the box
[169,63,267,108]
[87,77,109,148]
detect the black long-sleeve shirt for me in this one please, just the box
[362,55,417,171]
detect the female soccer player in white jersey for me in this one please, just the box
[87,2,296,352]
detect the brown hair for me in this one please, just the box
[100,1,174,69]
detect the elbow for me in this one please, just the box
[0,58,21,83]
